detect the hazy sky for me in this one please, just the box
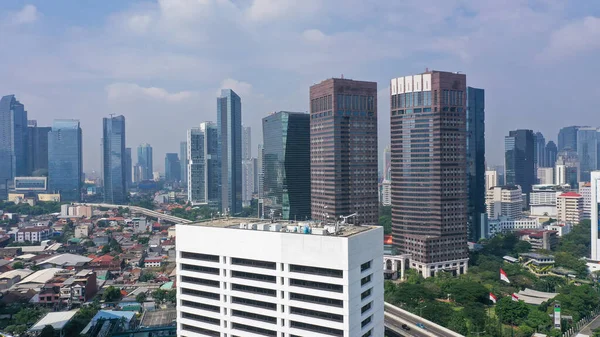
[1,0,599,172]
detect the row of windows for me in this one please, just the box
[181,324,219,337]
[232,322,276,337]
[392,91,432,108]
[290,306,343,323]
[290,278,343,293]
[232,296,277,311]
[180,251,219,262]
[311,95,333,113]
[180,264,220,275]
[231,270,276,283]
[289,264,343,278]
[290,292,343,308]
[291,320,344,337]
[181,300,220,313]
[232,309,277,324]
[181,311,220,326]
[231,283,276,297]
[180,287,220,300]
[336,94,375,112]
[231,257,276,270]
[181,275,219,288]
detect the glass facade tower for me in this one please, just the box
[102,115,127,204]
[505,129,535,197]
[137,143,153,181]
[466,87,486,241]
[0,95,28,198]
[165,153,181,182]
[48,120,82,201]
[577,127,598,182]
[558,126,580,152]
[262,111,310,220]
[27,123,51,175]
[217,89,242,215]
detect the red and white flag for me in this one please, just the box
[500,269,510,283]
[512,293,519,302]
[489,293,497,304]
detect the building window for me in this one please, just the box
[361,274,372,286]
[181,311,220,325]
[290,306,344,323]
[232,322,277,337]
[361,288,372,300]
[180,324,219,337]
[361,315,372,328]
[361,261,372,272]
[231,257,276,270]
[180,251,219,262]
[289,292,343,308]
[289,278,342,293]
[361,301,372,314]
[232,309,277,324]
[232,296,277,310]
[181,276,219,288]
[289,264,343,278]
[181,264,220,275]
[290,321,344,337]
[231,270,276,283]
[231,283,276,297]
[181,300,220,313]
[181,287,220,300]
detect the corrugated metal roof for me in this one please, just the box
[29,310,79,331]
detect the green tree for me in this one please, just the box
[14,307,45,325]
[166,289,176,303]
[513,240,532,254]
[554,251,588,277]
[40,325,55,337]
[496,297,530,325]
[517,325,534,337]
[447,312,468,335]
[12,261,24,269]
[547,328,562,337]
[103,286,122,302]
[136,292,147,303]
[139,272,156,282]
[152,289,167,304]
[525,308,552,331]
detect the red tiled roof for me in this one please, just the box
[92,255,114,263]
[384,235,392,245]
[559,192,582,198]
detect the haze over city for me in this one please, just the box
[2,0,599,171]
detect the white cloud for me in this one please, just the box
[106,83,195,102]
[302,29,328,43]
[540,16,600,62]
[12,4,39,25]
[246,0,320,22]
[218,78,253,97]
[127,14,153,33]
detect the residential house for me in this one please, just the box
[143,257,162,268]
[16,226,52,243]
[89,255,123,272]
[60,269,97,305]
[36,253,92,270]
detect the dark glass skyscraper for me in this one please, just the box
[545,141,558,167]
[137,143,153,181]
[558,126,580,152]
[102,115,127,204]
[27,121,51,175]
[165,153,181,182]
[577,127,598,182]
[125,148,132,189]
[0,95,28,198]
[310,78,378,226]
[390,71,469,277]
[505,129,535,197]
[466,87,485,241]
[217,89,242,214]
[48,120,82,202]
[262,111,310,220]
[180,141,187,184]
[534,132,546,169]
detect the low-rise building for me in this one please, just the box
[487,217,541,237]
[75,224,92,238]
[546,222,572,237]
[557,192,583,224]
[89,255,123,272]
[143,257,162,268]
[16,226,52,243]
[517,229,558,250]
[60,269,97,305]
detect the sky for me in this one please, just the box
[1,0,600,173]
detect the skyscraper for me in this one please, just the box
[165,153,181,182]
[180,141,187,185]
[242,126,252,160]
[257,144,263,197]
[310,78,378,226]
[534,132,546,169]
[242,126,253,206]
[505,129,535,197]
[187,122,219,206]
[390,71,469,277]
[382,145,391,181]
[555,150,580,188]
[262,111,310,220]
[0,95,28,198]
[466,86,486,241]
[187,128,204,204]
[27,121,51,175]
[102,115,127,204]
[577,127,598,182]
[558,126,580,152]
[48,120,82,202]
[137,143,153,181]
[545,141,558,167]
[217,89,242,214]
[125,148,132,189]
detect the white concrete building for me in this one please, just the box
[381,180,391,206]
[529,184,567,217]
[485,170,498,191]
[487,217,541,237]
[486,185,523,220]
[579,182,591,220]
[546,223,572,237]
[592,171,600,261]
[537,167,554,185]
[176,219,384,337]
[556,192,583,224]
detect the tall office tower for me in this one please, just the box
[257,144,264,197]
[545,141,558,167]
[534,132,546,169]
[466,87,486,241]
[217,89,242,215]
[486,185,523,220]
[133,164,143,184]
[0,95,28,198]
[591,171,600,260]
[26,121,51,175]
[124,148,132,189]
[310,78,378,226]
[555,150,580,188]
[176,219,384,337]
[390,71,468,277]
[165,153,181,182]
[577,127,598,182]
[382,145,391,181]
[180,141,188,185]
[242,126,253,206]
[187,123,219,207]
[579,182,591,220]
[48,120,83,202]
[537,167,555,185]
[485,169,498,191]
[102,115,127,204]
[558,126,581,152]
[137,143,153,181]
[262,111,310,220]
[505,129,535,198]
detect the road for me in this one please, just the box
[75,203,192,224]
[385,302,465,337]
[577,313,600,336]
[385,314,431,337]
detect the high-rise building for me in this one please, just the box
[529,184,563,217]
[180,141,188,185]
[555,150,580,188]
[591,171,600,260]
[545,141,558,167]
[0,95,28,198]
[125,148,132,189]
[165,153,181,182]
[257,144,263,197]
[26,121,51,175]
[102,115,127,204]
[485,170,498,191]
[557,192,583,224]
[242,126,253,207]
[133,163,143,184]
[558,126,580,152]
[48,120,82,202]
[187,122,220,207]
[217,89,242,215]
[137,143,153,181]
[577,127,598,182]
[537,167,555,185]
[262,111,310,220]
[579,182,591,220]
[534,132,546,169]
[486,185,523,220]
[466,87,486,241]
[390,71,468,277]
[505,129,535,198]
[310,78,378,226]
[176,219,384,337]
[381,180,391,206]
[382,145,391,181]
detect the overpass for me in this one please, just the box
[75,203,192,224]
[384,302,465,337]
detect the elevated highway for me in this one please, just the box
[384,302,465,337]
[75,203,192,224]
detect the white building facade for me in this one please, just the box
[485,170,498,191]
[537,167,554,185]
[592,171,600,261]
[486,185,523,220]
[176,220,384,337]
[580,182,591,220]
[381,180,391,206]
[556,192,583,224]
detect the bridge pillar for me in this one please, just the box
[400,259,405,280]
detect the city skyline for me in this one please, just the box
[2,2,598,173]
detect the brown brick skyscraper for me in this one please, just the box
[390,71,469,278]
[310,78,378,226]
